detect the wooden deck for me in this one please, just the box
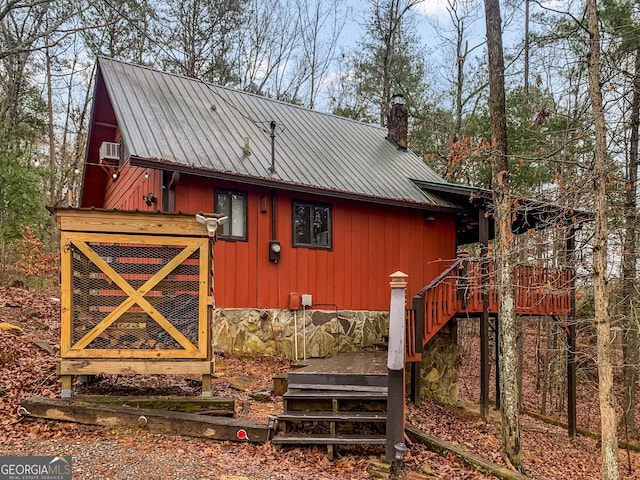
[287,352,387,393]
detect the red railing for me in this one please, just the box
[405,259,573,362]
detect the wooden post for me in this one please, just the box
[479,208,490,419]
[410,295,424,405]
[386,271,408,462]
[566,227,577,437]
[61,375,73,398]
[202,374,213,397]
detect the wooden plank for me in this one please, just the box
[21,397,268,443]
[55,209,214,237]
[283,390,387,401]
[198,241,210,354]
[277,411,386,422]
[406,425,531,480]
[60,232,73,354]
[271,433,385,445]
[59,360,212,375]
[286,383,387,393]
[64,349,207,360]
[73,395,234,416]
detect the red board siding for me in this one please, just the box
[171,178,456,312]
[104,164,162,211]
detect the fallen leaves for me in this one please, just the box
[1,287,639,479]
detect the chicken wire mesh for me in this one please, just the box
[71,242,201,351]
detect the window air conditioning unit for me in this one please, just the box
[99,142,121,164]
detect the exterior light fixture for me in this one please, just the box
[425,214,436,222]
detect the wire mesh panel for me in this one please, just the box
[60,232,209,359]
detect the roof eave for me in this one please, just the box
[130,156,464,213]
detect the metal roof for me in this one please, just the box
[97,57,454,208]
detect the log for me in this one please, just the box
[405,425,531,480]
[73,395,234,417]
[21,397,270,443]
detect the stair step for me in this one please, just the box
[277,411,387,422]
[283,390,387,401]
[271,433,386,446]
[287,383,387,393]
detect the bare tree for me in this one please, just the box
[585,0,620,478]
[428,0,483,136]
[294,0,344,109]
[78,0,157,64]
[158,0,245,85]
[0,0,74,60]
[483,0,523,472]
[234,0,301,97]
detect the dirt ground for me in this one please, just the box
[1,286,640,479]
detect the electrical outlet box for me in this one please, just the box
[301,294,312,307]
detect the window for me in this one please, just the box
[293,201,331,248]
[214,190,247,240]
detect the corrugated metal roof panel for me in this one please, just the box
[98,57,450,207]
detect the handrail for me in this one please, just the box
[406,258,573,363]
[415,258,463,297]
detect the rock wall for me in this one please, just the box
[212,308,389,359]
[419,320,460,404]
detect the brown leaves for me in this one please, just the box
[15,227,59,284]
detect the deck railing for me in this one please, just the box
[406,258,573,362]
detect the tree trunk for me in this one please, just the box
[483,0,523,472]
[585,1,620,478]
[622,46,640,431]
[523,0,529,96]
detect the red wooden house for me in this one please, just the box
[80,58,589,429]
[81,57,475,311]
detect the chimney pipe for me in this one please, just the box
[387,93,408,150]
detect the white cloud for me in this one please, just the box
[415,0,451,19]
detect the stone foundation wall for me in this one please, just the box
[212,308,389,359]
[419,320,460,404]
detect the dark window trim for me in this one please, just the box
[214,189,248,242]
[292,200,332,250]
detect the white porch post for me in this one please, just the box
[386,271,408,461]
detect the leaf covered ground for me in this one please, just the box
[1,286,640,479]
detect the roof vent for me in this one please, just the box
[99,142,121,164]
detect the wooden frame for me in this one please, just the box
[60,232,209,359]
[56,209,216,396]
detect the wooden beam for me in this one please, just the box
[566,227,577,437]
[73,395,234,416]
[406,426,531,480]
[55,209,213,237]
[479,207,490,419]
[410,295,424,406]
[21,397,269,443]
[59,360,212,375]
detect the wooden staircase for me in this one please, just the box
[271,352,388,458]
[271,259,574,454]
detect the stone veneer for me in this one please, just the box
[419,320,460,404]
[212,308,389,359]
